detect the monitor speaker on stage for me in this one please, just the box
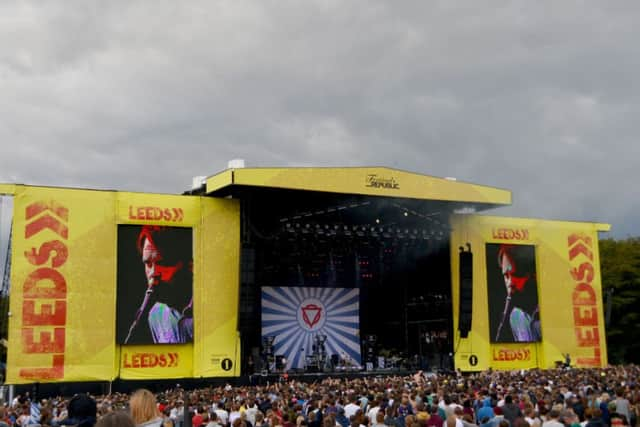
[458,245,473,338]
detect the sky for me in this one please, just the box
[0,1,639,239]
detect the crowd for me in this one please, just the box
[1,366,639,427]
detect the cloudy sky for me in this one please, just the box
[0,1,638,238]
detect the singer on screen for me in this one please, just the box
[117,225,194,344]
[492,244,541,342]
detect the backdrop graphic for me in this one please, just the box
[116,225,194,345]
[486,244,541,343]
[261,287,361,370]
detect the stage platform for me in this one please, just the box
[245,368,413,384]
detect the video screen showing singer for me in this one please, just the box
[116,225,193,345]
[486,244,541,343]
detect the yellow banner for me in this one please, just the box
[6,186,241,383]
[451,215,608,371]
[194,198,241,377]
[119,345,193,379]
[6,187,117,383]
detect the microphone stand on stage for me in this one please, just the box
[124,280,155,344]
[495,289,512,342]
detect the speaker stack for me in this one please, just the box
[458,244,473,338]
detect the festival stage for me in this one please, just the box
[0,167,610,386]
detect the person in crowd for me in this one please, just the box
[95,411,136,427]
[205,411,222,427]
[502,396,522,426]
[523,407,540,427]
[169,400,184,427]
[335,407,349,427]
[0,406,10,427]
[477,399,494,425]
[460,412,478,427]
[598,394,611,427]
[541,410,563,427]
[584,409,605,427]
[130,389,163,427]
[615,389,632,423]
[59,394,97,427]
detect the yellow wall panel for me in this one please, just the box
[451,215,608,371]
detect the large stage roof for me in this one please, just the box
[205,167,512,209]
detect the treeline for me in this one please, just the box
[600,237,640,364]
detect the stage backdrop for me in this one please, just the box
[4,184,241,383]
[261,287,361,371]
[451,214,609,371]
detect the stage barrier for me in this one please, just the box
[4,185,240,384]
[450,214,608,371]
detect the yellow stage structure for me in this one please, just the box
[0,167,609,383]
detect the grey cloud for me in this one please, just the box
[0,1,639,236]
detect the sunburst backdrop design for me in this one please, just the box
[261,286,361,371]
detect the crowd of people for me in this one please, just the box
[1,366,639,427]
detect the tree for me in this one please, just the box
[599,237,640,363]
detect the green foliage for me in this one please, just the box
[599,237,640,363]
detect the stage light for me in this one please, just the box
[404,212,408,217]
[375,219,380,224]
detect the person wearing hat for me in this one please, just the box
[59,394,97,427]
